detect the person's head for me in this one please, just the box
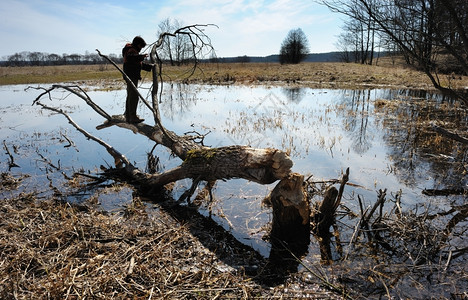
[132,36,147,51]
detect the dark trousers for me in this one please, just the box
[125,78,139,120]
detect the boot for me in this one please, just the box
[127,116,145,123]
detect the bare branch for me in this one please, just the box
[34,100,133,170]
[30,85,112,120]
[3,140,19,170]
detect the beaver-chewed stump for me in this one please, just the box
[264,173,310,244]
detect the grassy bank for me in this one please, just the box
[2,61,468,90]
[0,64,121,85]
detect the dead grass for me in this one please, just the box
[2,61,468,90]
[0,174,338,299]
[0,194,248,299]
[184,61,444,90]
[0,64,121,85]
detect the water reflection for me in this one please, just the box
[159,83,199,120]
[337,89,374,155]
[373,89,468,189]
[2,84,466,227]
[281,87,306,103]
[2,84,467,218]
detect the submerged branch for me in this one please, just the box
[2,140,19,170]
[430,122,468,144]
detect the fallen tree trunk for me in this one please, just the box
[97,116,293,185]
[139,145,293,186]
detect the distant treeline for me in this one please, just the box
[0,51,120,67]
[216,52,343,63]
[1,50,377,67]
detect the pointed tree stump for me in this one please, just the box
[265,173,310,242]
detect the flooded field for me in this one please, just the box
[1,83,467,298]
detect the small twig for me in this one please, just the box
[444,250,452,271]
[393,190,403,219]
[73,172,102,181]
[343,212,366,260]
[36,150,60,171]
[365,188,387,223]
[183,130,211,146]
[3,140,20,170]
[358,194,374,242]
[333,167,349,212]
[127,256,135,275]
[60,132,77,150]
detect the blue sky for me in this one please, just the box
[1,0,343,59]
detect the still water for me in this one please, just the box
[1,83,467,297]
[1,84,466,246]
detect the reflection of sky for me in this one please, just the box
[153,85,426,202]
[0,83,461,255]
[0,84,449,196]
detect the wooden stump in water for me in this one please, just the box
[264,173,310,273]
[265,172,310,242]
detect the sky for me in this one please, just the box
[0,0,344,59]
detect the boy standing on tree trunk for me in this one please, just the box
[122,36,152,123]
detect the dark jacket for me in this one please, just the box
[122,43,152,80]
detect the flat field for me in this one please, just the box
[2,60,468,90]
